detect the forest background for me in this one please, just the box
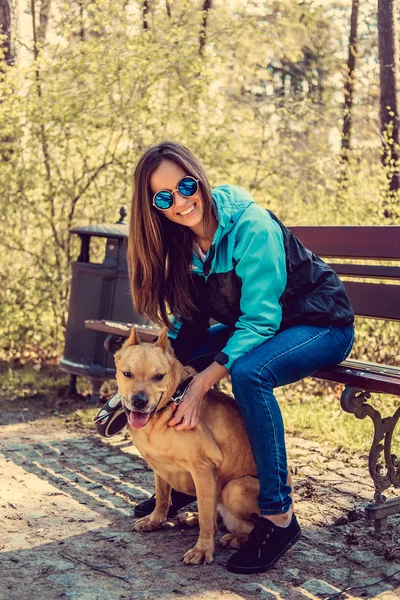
[0,1,399,450]
[0,0,400,451]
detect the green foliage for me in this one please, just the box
[0,0,398,366]
[221,373,399,455]
[278,379,400,456]
[0,362,69,397]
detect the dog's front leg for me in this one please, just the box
[183,466,217,565]
[134,473,171,532]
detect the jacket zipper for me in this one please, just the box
[203,244,215,278]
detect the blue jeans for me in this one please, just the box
[174,323,354,516]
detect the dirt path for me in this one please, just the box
[0,402,399,600]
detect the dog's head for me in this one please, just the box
[114,327,182,430]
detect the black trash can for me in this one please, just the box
[60,207,151,401]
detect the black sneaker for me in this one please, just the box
[134,489,196,518]
[226,513,301,574]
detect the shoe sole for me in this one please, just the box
[226,530,302,574]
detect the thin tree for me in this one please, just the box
[142,0,149,31]
[37,0,51,47]
[377,0,400,193]
[0,0,15,162]
[199,0,212,57]
[0,0,14,65]
[340,0,359,162]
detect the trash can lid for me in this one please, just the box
[70,222,128,239]
[70,206,129,239]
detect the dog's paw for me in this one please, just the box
[182,544,214,565]
[177,511,199,528]
[133,514,163,533]
[219,533,248,549]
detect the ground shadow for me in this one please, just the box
[1,434,400,600]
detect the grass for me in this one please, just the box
[0,362,113,426]
[277,379,400,456]
[1,362,398,457]
[0,363,70,396]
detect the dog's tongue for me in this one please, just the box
[129,411,150,430]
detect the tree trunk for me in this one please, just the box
[341,0,359,160]
[0,0,14,65]
[0,0,15,162]
[199,0,212,57]
[142,0,149,31]
[378,0,400,193]
[37,0,51,47]
[78,0,85,41]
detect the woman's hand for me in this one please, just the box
[167,362,229,431]
[167,374,207,431]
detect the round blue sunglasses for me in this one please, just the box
[152,175,199,211]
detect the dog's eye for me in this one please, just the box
[122,371,132,378]
[153,373,165,382]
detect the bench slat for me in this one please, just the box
[290,226,400,259]
[314,362,400,396]
[341,358,400,377]
[343,281,400,321]
[85,319,160,342]
[329,264,400,279]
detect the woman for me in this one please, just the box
[123,141,354,573]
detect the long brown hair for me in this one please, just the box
[128,141,213,329]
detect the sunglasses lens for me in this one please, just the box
[178,176,198,197]
[154,190,173,210]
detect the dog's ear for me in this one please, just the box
[126,327,141,347]
[155,327,171,352]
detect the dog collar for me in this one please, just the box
[159,376,193,411]
[93,376,193,438]
[143,375,194,421]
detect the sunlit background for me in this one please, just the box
[0,0,399,364]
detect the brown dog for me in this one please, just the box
[115,327,292,565]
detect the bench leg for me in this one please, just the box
[365,497,400,533]
[68,374,77,396]
[340,386,400,532]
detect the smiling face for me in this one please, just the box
[115,328,181,430]
[150,159,205,236]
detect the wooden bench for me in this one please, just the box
[86,225,400,532]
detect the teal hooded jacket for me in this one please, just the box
[168,184,353,371]
[170,185,287,369]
